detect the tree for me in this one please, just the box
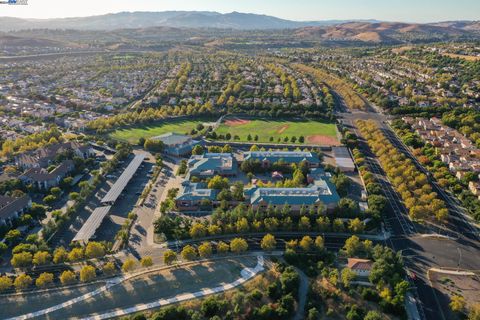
[11,252,33,268]
[364,311,383,320]
[341,268,356,288]
[144,139,164,152]
[344,235,362,257]
[14,274,32,291]
[5,229,21,244]
[103,262,116,276]
[53,247,68,264]
[140,256,153,268]
[217,241,229,255]
[261,234,277,251]
[189,223,207,239]
[50,187,62,197]
[0,242,7,255]
[181,245,197,261]
[69,192,80,201]
[236,217,249,233]
[33,251,51,266]
[122,258,137,272]
[85,242,105,259]
[198,242,213,258]
[207,175,229,190]
[60,270,76,285]
[299,236,313,252]
[68,247,84,262]
[163,250,177,265]
[314,236,324,251]
[450,295,466,313]
[230,238,248,254]
[349,218,365,233]
[469,304,480,320]
[35,272,54,288]
[80,265,96,282]
[43,194,57,205]
[298,216,311,231]
[191,145,204,155]
[0,276,12,293]
[250,144,259,151]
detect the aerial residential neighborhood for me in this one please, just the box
[0,1,479,320]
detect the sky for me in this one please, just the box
[1,0,479,22]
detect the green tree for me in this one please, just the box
[140,256,153,268]
[163,250,177,265]
[299,236,313,252]
[192,145,204,155]
[122,258,137,272]
[53,247,68,264]
[102,262,116,276]
[181,245,197,261]
[11,252,33,268]
[35,272,54,288]
[450,295,466,313]
[33,251,51,266]
[217,241,229,255]
[0,276,12,293]
[68,247,84,262]
[79,265,96,282]
[314,236,324,251]
[344,235,362,257]
[60,270,76,285]
[230,238,248,253]
[260,234,277,251]
[14,274,32,291]
[198,242,213,258]
[341,268,356,288]
[85,242,105,259]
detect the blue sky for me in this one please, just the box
[1,0,479,22]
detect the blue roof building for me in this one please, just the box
[187,153,237,178]
[176,181,218,211]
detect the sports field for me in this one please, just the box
[215,118,340,145]
[110,119,207,143]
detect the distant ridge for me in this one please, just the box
[0,11,382,31]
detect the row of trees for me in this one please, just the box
[357,120,448,222]
[0,126,63,157]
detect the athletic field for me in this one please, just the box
[214,118,339,145]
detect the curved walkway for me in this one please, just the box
[8,255,265,320]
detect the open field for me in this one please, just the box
[442,53,480,61]
[110,118,208,143]
[215,118,340,145]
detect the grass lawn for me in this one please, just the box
[215,118,339,145]
[109,119,208,143]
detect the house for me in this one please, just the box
[243,151,320,168]
[15,141,94,170]
[469,181,480,196]
[20,160,75,190]
[187,153,237,178]
[175,181,218,211]
[347,258,373,277]
[151,132,201,157]
[0,194,32,225]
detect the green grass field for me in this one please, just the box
[215,118,339,145]
[110,119,207,143]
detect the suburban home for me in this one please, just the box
[15,141,94,170]
[20,160,75,190]
[151,132,201,157]
[0,194,32,225]
[347,258,373,277]
[243,151,320,168]
[187,153,237,178]
[175,181,218,211]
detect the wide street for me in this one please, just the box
[340,109,480,320]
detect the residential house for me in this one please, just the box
[0,194,32,225]
[20,160,75,190]
[347,258,373,277]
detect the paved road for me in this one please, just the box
[340,110,480,320]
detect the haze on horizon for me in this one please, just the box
[1,0,479,23]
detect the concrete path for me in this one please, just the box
[8,255,265,320]
[292,267,309,320]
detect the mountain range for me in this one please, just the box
[0,11,380,31]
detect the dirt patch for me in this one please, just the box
[306,135,341,146]
[276,124,289,134]
[224,118,251,127]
